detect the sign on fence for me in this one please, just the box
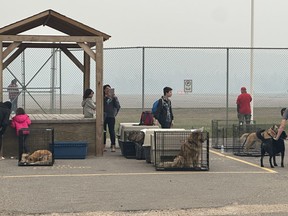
[184,79,192,93]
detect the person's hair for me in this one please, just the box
[281,108,286,116]
[16,107,25,115]
[3,101,12,110]
[103,84,111,93]
[83,88,94,99]
[11,79,17,84]
[163,86,172,95]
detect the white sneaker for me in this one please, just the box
[1,156,5,160]
[111,146,116,152]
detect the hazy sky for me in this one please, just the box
[1,0,288,48]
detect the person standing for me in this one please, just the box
[0,101,12,160]
[103,84,121,152]
[154,86,174,128]
[7,79,19,114]
[11,107,31,161]
[81,88,96,118]
[274,108,288,141]
[236,87,252,125]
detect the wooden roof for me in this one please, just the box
[0,9,111,40]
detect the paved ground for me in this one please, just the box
[1,146,288,216]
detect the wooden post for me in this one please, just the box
[95,37,103,156]
[83,52,90,92]
[0,40,3,101]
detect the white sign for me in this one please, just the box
[184,79,192,92]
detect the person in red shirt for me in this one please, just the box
[236,87,252,125]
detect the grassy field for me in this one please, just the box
[26,107,283,134]
[115,107,283,133]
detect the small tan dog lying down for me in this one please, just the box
[161,132,206,168]
[240,125,278,151]
[20,150,52,164]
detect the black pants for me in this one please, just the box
[0,137,2,156]
[104,117,116,146]
[19,134,29,161]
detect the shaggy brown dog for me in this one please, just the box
[164,132,205,168]
[21,150,53,164]
[240,125,278,151]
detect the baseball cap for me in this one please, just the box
[241,87,246,91]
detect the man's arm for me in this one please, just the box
[275,119,286,140]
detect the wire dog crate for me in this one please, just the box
[212,119,256,151]
[233,123,278,157]
[153,130,209,171]
[18,128,54,166]
[212,120,240,150]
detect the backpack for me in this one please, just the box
[152,100,159,115]
[139,111,154,126]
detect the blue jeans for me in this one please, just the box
[104,117,116,146]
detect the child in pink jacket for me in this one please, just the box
[11,107,31,161]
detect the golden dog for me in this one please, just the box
[240,125,278,151]
[163,132,205,168]
[21,150,52,164]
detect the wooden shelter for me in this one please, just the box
[0,9,111,156]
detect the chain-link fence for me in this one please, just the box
[3,47,288,131]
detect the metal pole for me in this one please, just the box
[21,51,25,109]
[50,48,56,113]
[250,0,254,121]
[142,47,145,110]
[59,49,62,114]
[226,48,229,122]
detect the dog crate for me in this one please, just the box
[212,119,256,151]
[135,142,145,160]
[233,123,278,157]
[53,141,87,159]
[118,131,137,159]
[154,130,209,171]
[117,124,158,159]
[18,128,54,166]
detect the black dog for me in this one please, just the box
[260,131,286,168]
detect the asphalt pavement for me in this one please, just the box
[1,146,288,216]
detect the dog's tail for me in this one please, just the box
[240,133,250,149]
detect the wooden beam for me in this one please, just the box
[3,42,82,49]
[77,42,96,61]
[0,35,100,43]
[3,45,26,69]
[0,11,49,35]
[60,47,84,72]
[2,41,21,60]
[95,38,104,156]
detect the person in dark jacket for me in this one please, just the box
[0,101,12,159]
[154,87,174,128]
[103,84,121,152]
